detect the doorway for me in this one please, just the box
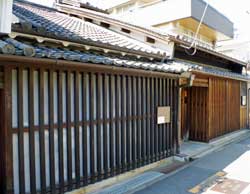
[181,87,209,142]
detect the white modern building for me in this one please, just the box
[107,0,234,48]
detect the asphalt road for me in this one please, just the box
[135,137,250,194]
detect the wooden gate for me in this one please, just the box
[186,87,209,142]
[182,77,242,142]
[0,61,179,194]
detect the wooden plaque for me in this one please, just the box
[157,106,171,124]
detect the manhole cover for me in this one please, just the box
[211,178,250,194]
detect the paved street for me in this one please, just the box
[135,137,250,194]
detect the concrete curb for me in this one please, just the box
[176,130,250,162]
[192,130,250,160]
[66,157,173,194]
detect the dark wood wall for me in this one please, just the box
[240,107,247,129]
[0,61,179,194]
[187,87,208,142]
[208,78,241,140]
[182,75,246,142]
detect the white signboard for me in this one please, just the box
[157,106,171,124]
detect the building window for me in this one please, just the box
[241,82,247,106]
[84,18,93,23]
[100,22,110,28]
[146,37,155,44]
[121,28,131,34]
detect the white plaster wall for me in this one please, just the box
[114,0,191,27]
[0,0,13,34]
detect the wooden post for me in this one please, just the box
[177,80,182,154]
[0,67,13,194]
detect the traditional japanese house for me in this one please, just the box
[1,1,249,194]
[55,0,250,143]
[0,1,187,194]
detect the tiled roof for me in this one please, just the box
[0,37,187,74]
[12,0,166,58]
[55,2,247,67]
[55,2,168,40]
[1,37,249,80]
[177,60,250,80]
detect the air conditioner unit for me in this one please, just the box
[0,0,13,34]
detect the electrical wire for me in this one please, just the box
[182,0,210,55]
[160,0,210,63]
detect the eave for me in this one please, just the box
[10,30,164,61]
[169,36,247,67]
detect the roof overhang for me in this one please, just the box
[170,36,247,67]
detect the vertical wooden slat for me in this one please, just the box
[150,77,155,161]
[58,71,64,192]
[137,77,142,166]
[132,76,137,169]
[115,75,121,173]
[28,68,36,194]
[126,76,132,170]
[121,75,126,172]
[166,79,170,156]
[82,73,88,184]
[169,79,173,154]
[162,78,166,157]
[103,74,108,177]
[1,67,13,194]
[110,75,115,175]
[158,78,163,158]
[142,77,147,164]
[97,74,102,179]
[176,79,181,153]
[66,71,72,188]
[173,80,178,151]
[18,68,25,194]
[39,69,46,194]
[90,73,96,182]
[155,78,159,160]
[49,69,56,193]
[74,72,80,187]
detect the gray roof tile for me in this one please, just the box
[12,0,166,57]
[1,37,249,80]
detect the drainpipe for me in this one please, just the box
[0,0,13,34]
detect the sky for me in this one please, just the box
[28,0,250,41]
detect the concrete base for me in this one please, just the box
[66,157,174,194]
[176,129,250,162]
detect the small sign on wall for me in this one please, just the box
[157,106,171,124]
[241,96,247,106]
